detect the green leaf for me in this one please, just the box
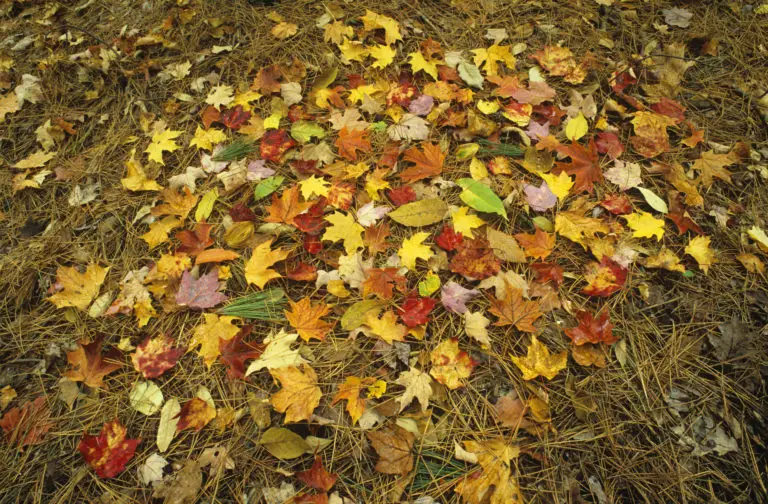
[387,198,448,227]
[254,175,285,201]
[290,120,326,144]
[371,121,387,132]
[258,427,310,460]
[418,272,441,296]
[456,178,507,219]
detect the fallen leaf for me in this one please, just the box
[464,311,492,347]
[684,235,716,273]
[48,263,109,311]
[270,365,322,423]
[79,419,140,478]
[296,455,338,491]
[246,329,308,375]
[364,310,408,344]
[190,313,241,367]
[564,310,618,345]
[130,381,164,415]
[146,128,182,165]
[0,396,54,450]
[285,297,336,342]
[335,127,372,161]
[401,142,445,182]
[399,295,436,327]
[322,212,364,254]
[176,398,216,432]
[367,425,414,475]
[175,269,227,309]
[581,258,627,297]
[511,336,567,380]
[430,338,475,389]
[624,211,666,240]
[331,376,375,425]
[450,237,502,280]
[218,325,264,379]
[489,286,542,333]
[245,239,291,289]
[157,399,180,453]
[387,198,448,227]
[259,427,310,460]
[398,232,432,270]
[64,336,122,389]
[395,368,433,412]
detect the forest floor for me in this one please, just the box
[1,0,768,503]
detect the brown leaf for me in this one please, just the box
[449,238,501,280]
[0,396,54,450]
[296,455,338,491]
[489,286,542,333]
[265,185,313,226]
[400,142,445,182]
[334,127,372,161]
[367,425,415,475]
[64,336,122,389]
[285,297,335,342]
[175,270,228,309]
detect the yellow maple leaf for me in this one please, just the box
[455,439,523,504]
[369,44,396,69]
[141,216,181,248]
[510,335,567,380]
[244,239,290,289]
[360,10,402,46]
[230,90,263,111]
[270,365,322,423]
[190,313,240,367]
[540,171,574,200]
[121,149,162,191]
[429,338,474,390]
[145,128,182,165]
[643,247,685,273]
[364,170,390,200]
[451,207,486,238]
[338,37,369,63]
[684,235,716,274]
[624,211,665,240]
[324,20,354,45]
[13,150,56,170]
[245,329,307,375]
[298,175,330,199]
[692,150,736,188]
[555,210,609,248]
[348,84,379,104]
[331,376,376,425]
[364,310,408,344]
[48,264,109,310]
[408,51,439,80]
[0,92,20,122]
[748,225,768,253]
[189,126,227,151]
[471,43,515,76]
[398,232,432,270]
[322,212,364,254]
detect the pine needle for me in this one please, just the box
[477,138,525,157]
[216,288,286,320]
[212,139,256,162]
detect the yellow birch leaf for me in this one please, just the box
[565,112,588,141]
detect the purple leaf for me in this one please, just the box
[175,270,228,309]
[408,95,434,116]
[524,182,557,212]
[247,159,275,181]
[526,120,550,141]
[441,281,479,314]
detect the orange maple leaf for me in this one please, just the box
[449,238,501,280]
[0,396,54,450]
[270,365,322,423]
[553,139,602,193]
[285,296,336,342]
[175,398,216,432]
[364,222,392,256]
[400,142,445,182]
[362,267,405,300]
[335,127,372,161]
[64,336,122,389]
[488,286,542,333]
[265,185,312,226]
[331,376,376,425]
[514,227,555,260]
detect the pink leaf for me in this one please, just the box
[175,270,228,309]
[441,282,479,314]
[524,182,557,212]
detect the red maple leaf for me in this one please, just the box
[595,132,624,159]
[564,309,617,345]
[78,419,140,478]
[581,258,627,297]
[667,191,703,235]
[327,181,356,210]
[293,199,327,235]
[611,70,637,93]
[386,74,418,107]
[303,234,323,254]
[296,455,338,491]
[200,106,221,129]
[131,334,186,379]
[175,270,227,309]
[286,261,318,281]
[0,396,54,450]
[291,159,321,176]
[379,142,401,169]
[435,224,463,251]
[553,138,602,193]
[219,105,251,130]
[175,398,216,432]
[650,97,685,124]
[387,185,417,207]
[399,296,436,327]
[449,238,501,280]
[219,325,264,380]
[600,194,633,215]
[530,262,564,287]
[230,203,258,222]
[261,129,297,162]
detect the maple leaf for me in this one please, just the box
[395,368,433,412]
[176,223,214,256]
[78,419,140,478]
[600,193,633,215]
[692,150,737,188]
[270,365,322,423]
[387,185,417,207]
[441,282,479,314]
[151,187,199,220]
[581,258,627,297]
[552,139,602,193]
[399,295,436,327]
[296,455,338,492]
[565,310,618,346]
[511,335,567,380]
[190,314,241,367]
[400,142,445,182]
[176,269,227,309]
[261,129,297,162]
[624,211,666,241]
[364,310,408,344]
[643,247,686,273]
[365,222,392,256]
[244,239,291,289]
[331,376,376,425]
[367,425,415,476]
[176,398,216,432]
[0,396,54,450]
[285,297,335,342]
[450,238,502,280]
[530,45,586,83]
[435,224,464,251]
[131,334,185,379]
[121,149,162,191]
[220,105,251,130]
[398,232,432,270]
[451,207,485,238]
[334,127,372,161]
[219,325,264,379]
[489,286,542,333]
[554,208,609,248]
[265,186,312,227]
[145,128,182,165]
[514,227,555,260]
[531,262,565,287]
[454,439,524,504]
[360,10,402,46]
[362,267,404,300]
[64,336,122,389]
[322,212,364,253]
[369,44,397,69]
[685,236,716,274]
[430,338,475,389]
[48,263,109,311]
[245,329,307,375]
[141,216,182,248]
[472,43,516,76]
